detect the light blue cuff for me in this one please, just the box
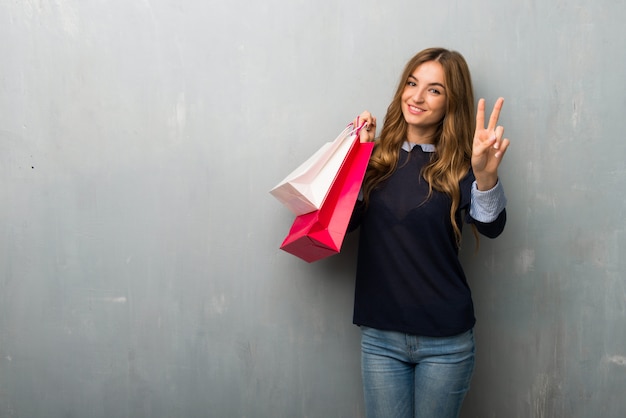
[470,181,507,223]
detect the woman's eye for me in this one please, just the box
[429,88,441,95]
[407,81,416,87]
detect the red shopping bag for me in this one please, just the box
[279,138,374,262]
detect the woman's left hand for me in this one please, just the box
[471,97,510,190]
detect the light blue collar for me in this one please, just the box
[402,141,436,153]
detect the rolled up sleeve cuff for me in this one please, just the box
[470,180,507,223]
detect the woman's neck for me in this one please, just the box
[406,126,437,144]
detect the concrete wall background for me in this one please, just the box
[1,0,625,417]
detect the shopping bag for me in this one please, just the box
[279,138,374,263]
[270,124,361,216]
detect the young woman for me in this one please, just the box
[349,47,510,418]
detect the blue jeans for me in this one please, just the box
[360,326,475,418]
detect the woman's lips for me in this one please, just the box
[407,104,425,115]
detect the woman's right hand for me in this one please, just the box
[353,111,377,143]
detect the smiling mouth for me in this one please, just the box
[408,105,425,113]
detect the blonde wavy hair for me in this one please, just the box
[361,47,475,246]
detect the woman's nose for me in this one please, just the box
[411,90,425,103]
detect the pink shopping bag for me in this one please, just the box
[279,137,374,262]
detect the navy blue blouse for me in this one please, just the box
[349,144,506,337]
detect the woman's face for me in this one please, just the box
[401,60,447,143]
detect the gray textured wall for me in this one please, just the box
[1,1,625,417]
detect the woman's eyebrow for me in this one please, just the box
[408,75,446,89]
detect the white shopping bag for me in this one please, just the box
[270,124,362,215]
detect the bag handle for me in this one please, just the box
[352,117,369,137]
